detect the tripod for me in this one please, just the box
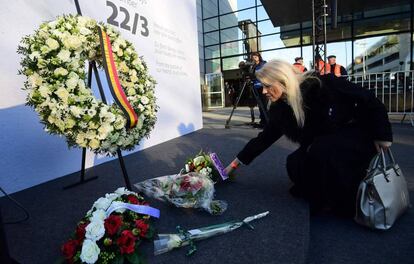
[225,76,269,129]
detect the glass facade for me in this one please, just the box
[198,0,414,107]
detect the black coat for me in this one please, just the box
[237,74,393,213]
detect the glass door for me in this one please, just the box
[204,73,224,108]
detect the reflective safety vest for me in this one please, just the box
[316,60,329,75]
[293,63,306,73]
[325,64,342,77]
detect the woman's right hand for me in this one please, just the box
[225,158,241,179]
[225,164,236,177]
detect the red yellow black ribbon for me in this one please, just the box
[98,26,138,129]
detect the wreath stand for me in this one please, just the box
[64,0,132,190]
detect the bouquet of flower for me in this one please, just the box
[183,151,228,181]
[154,211,269,256]
[61,188,160,264]
[134,172,227,215]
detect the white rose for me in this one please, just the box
[114,187,133,196]
[55,87,69,103]
[141,96,149,105]
[127,87,136,96]
[105,193,119,201]
[98,124,113,139]
[103,112,116,123]
[63,35,83,50]
[93,197,112,210]
[57,49,71,62]
[54,67,68,76]
[46,38,59,50]
[66,77,78,90]
[70,105,83,118]
[80,239,100,264]
[76,133,87,146]
[130,74,138,83]
[85,220,105,241]
[91,209,107,222]
[80,27,92,35]
[89,138,100,149]
[29,51,41,60]
[38,85,51,98]
[28,73,43,87]
[48,20,58,29]
[64,118,76,129]
[47,115,56,124]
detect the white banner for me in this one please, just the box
[0,0,201,193]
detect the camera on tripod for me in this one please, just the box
[238,60,255,79]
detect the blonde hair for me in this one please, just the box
[255,59,306,127]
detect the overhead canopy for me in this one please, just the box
[260,0,411,27]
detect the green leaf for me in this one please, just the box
[125,253,140,264]
[113,255,125,264]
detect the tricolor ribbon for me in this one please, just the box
[97,26,138,129]
[105,202,160,218]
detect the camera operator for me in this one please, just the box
[251,52,268,128]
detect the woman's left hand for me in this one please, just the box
[374,140,392,152]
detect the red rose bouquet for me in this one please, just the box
[61,188,159,264]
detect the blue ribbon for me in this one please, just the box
[105,202,160,218]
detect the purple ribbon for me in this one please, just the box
[210,153,228,180]
[105,202,160,218]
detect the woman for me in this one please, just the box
[226,60,392,215]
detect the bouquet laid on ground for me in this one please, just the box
[61,188,160,264]
[182,151,228,181]
[154,211,269,256]
[134,172,227,215]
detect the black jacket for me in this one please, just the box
[237,74,392,165]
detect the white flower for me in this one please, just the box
[70,105,83,118]
[114,187,133,196]
[91,209,106,222]
[55,87,69,103]
[38,85,51,97]
[28,73,43,87]
[66,76,78,90]
[76,133,87,146]
[48,20,58,29]
[57,49,71,62]
[141,96,149,105]
[54,67,68,76]
[80,27,92,35]
[93,197,112,210]
[46,38,59,50]
[114,117,125,130]
[80,239,100,264]
[85,220,105,241]
[193,156,205,166]
[105,193,119,201]
[89,138,100,149]
[63,35,83,50]
[29,51,41,60]
[64,118,76,129]
[98,124,113,139]
[87,109,97,117]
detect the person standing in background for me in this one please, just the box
[326,55,348,77]
[293,57,308,73]
[251,52,268,128]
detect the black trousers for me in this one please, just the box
[286,127,377,215]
